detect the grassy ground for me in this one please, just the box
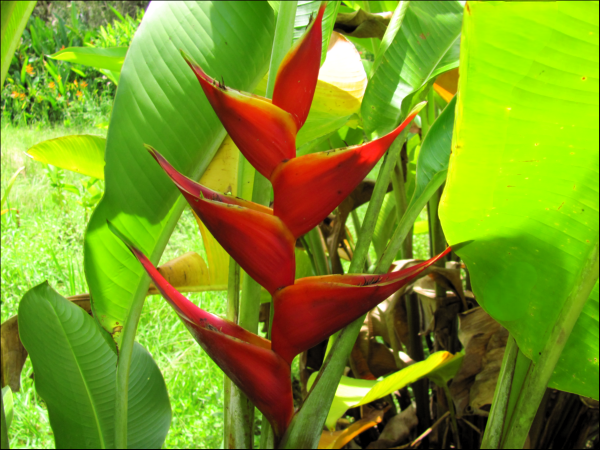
[1,123,429,449]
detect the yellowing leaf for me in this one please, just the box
[309,351,463,429]
[195,135,240,287]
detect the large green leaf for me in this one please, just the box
[84,2,275,345]
[0,1,36,87]
[308,351,463,430]
[361,1,463,138]
[49,47,128,73]
[27,135,106,180]
[18,282,171,449]
[439,2,599,399]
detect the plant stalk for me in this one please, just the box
[233,3,298,448]
[281,130,410,448]
[1,388,9,450]
[501,242,599,449]
[442,384,461,449]
[114,280,148,448]
[406,292,431,442]
[481,335,519,449]
[305,227,330,275]
[224,257,253,448]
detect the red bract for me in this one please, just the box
[146,145,273,216]
[271,102,426,238]
[270,247,452,365]
[109,222,294,438]
[272,3,325,129]
[146,146,294,294]
[182,51,297,180]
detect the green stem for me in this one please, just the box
[442,384,461,449]
[427,88,435,126]
[501,242,599,449]
[428,184,446,297]
[236,3,298,448]
[281,130,410,449]
[1,389,9,450]
[114,283,147,448]
[390,157,412,259]
[375,170,447,273]
[481,335,519,449]
[224,257,251,448]
[305,227,330,275]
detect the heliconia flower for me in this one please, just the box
[271,102,426,238]
[270,246,452,365]
[108,222,295,439]
[146,146,295,294]
[272,3,325,129]
[181,51,297,180]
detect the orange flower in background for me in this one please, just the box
[57,94,62,98]
[80,81,88,88]
[76,90,83,98]
[25,64,35,76]
[74,79,78,87]
[18,93,26,101]
[10,91,18,98]
[60,45,65,50]
[48,81,56,89]
[57,75,62,81]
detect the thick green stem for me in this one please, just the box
[428,185,447,297]
[281,130,410,449]
[1,389,9,450]
[114,282,147,448]
[501,242,599,449]
[234,3,298,448]
[481,335,519,449]
[224,257,252,448]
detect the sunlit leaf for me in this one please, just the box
[440,1,599,399]
[49,46,127,73]
[1,1,36,87]
[362,1,463,138]
[309,351,463,429]
[27,135,106,179]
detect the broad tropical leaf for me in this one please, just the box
[1,1,36,87]
[84,2,275,345]
[440,1,599,399]
[49,47,127,73]
[308,351,463,429]
[362,1,463,138]
[27,135,106,179]
[293,1,341,64]
[18,282,171,449]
